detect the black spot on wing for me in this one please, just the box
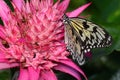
[75,36,83,44]
[79,30,83,37]
[104,32,109,38]
[82,22,89,29]
[93,26,97,32]
[90,35,94,40]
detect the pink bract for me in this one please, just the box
[0,0,91,80]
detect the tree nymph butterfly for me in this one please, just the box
[62,14,112,65]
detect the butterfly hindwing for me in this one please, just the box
[65,24,85,65]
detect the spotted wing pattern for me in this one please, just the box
[64,24,85,65]
[63,14,112,65]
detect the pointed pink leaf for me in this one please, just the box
[0,63,19,70]
[0,52,7,62]
[28,67,40,80]
[57,0,70,12]
[18,68,29,80]
[30,0,40,8]
[0,0,10,21]
[0,59,7,62]
[54,62,81,80]
[12,0,24,11]
[67,2,92,17]
[25,1,31,13]
[55,59,88,80]
[46,0,53,6]
[0,26,6,38]
[40,70,57,80]
[53,0,60,8]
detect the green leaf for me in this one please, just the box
[0,69,11,80]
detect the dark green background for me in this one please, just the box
[0,0,120,80]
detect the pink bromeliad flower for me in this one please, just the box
[0,0,91,80]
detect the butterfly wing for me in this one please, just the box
[69,17,112,51]
[63,14,112,65]
[64,23,85,65]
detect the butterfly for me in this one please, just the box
[62,14,112,65]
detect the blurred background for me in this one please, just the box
[0,0,120,80]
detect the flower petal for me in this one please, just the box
[0,26,6,38]
[0,63,19,70]
[57,0,70,12]
[40,70,57,80]
[0,0,10,21]
[46,0,53,6]
[12,0,24,11]
[60,59,87,80]
[0,52,7,62]
[54,59,88,80]
[18,68,29,80]
[54,63,81,80]
[53,0,60,8]
[67,2,92,17]
[28,67,40,80]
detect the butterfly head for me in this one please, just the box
[62,14,69,24]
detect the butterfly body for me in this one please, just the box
[63,14,112,65]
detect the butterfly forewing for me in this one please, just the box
[69,18,112,48]
[63,14,112,65]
